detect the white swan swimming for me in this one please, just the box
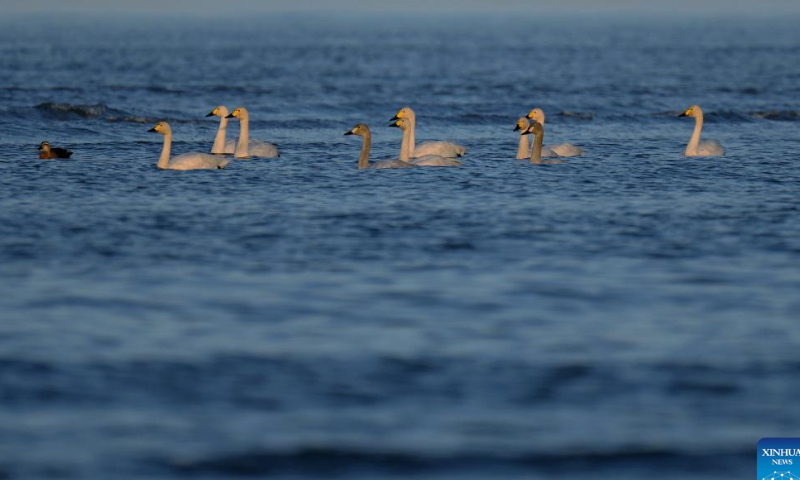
[521,122,566,165]
[225,106,280,159]
[345,124,416,169]
[149,122,230,170]
[526,108,585,157]
[390,107,466,158]
[679,105,724,157]
[390,118,462,167]
[513,117,560,159]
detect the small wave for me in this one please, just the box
[105,115,160,124]
[35,102,109,119]
[160,447,749,476]
[145,85,190,94]
[652,110,752,122]
[653,110,800,122]
[750,110,800,121]
[31,103,208,125]
[558,111,595,120]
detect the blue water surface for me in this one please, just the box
[0,10,799,480]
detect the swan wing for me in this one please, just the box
[410,155,462,167]
[413,141,467,158]
[169,153,230,170]
[698,140,724,157]
[551,143,585,157]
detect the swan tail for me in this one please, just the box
[248,141,280,158]
[551,144,584,157]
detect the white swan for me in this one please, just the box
[513,117,559,159]
[679,105,724,157]
[149,122,230,170]
[390,118,462,167]
[390,107,466,158]
[522,122,566,165]
[345,124,415,170]
[225,106,280,159]
[526,108,585,157]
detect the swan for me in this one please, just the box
[526,108,585,157]
[390,107,466,158]
[345,124,415,169]
[679,105,724,157]
[521,122,566,165]
[513,117,559,159]
[389,118,462,167]
[37,141,72,159]
[225,106,280,159]
[148,122,230,170]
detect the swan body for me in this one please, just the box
[513,117,559,159]
[345,124,416,170]
[391,107,466,158]
[522,122,566,165]
[371,159,415,169]
[679,105,724,157]
[216,139,277,157]
[414,141,465,158]
[225,106,280,159]
[526,108,585,157]
[390,118,462,167]
[149,122,230,170]
[37,141,72,159]
[411,155,463,167]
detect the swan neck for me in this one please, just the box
[399,127,411,161]
[211,116,228,154]
[517,134,530,159]
[686,114,703,156]
[158,133,172,169]
[531,130,544,164]
[407,114,416,157]
[358,132,371,170]
[235,116,249,158]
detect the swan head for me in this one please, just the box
[389,118,411,131]
[513,117,531,132]
[391,107,414,122]
[148,121,171,135]
[526,108,545,124]
[679,105,703,118]
[344,123,370,137]
[206,105,229,118]
[521,122,543,137]
[226,106,248,120]
[37,141,50,151]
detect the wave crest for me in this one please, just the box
[35,102,109,119]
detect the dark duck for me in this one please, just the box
[38,141,73,159]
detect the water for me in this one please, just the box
[1,10,799,480]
